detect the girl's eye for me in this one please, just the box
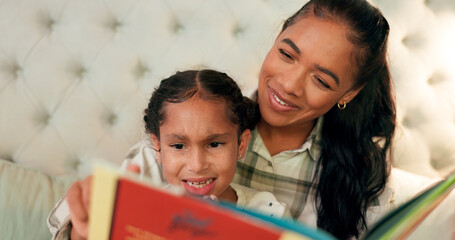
[170,143,185,150]
[279,49,293,61]
[315,76,331,90]
[209,142,223,148]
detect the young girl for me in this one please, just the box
[55,69,290,240]
[142,69,288,216]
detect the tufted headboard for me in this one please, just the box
[1,0,455,178]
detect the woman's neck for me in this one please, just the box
[257,119,316,156]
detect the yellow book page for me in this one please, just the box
[88,166,120,240]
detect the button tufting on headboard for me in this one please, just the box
[34,110,51,126]
[171,19,184,34]
[232,24,245,38]
[2,62,22,80]
[401,33,426,50]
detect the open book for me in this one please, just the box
[88,164,455,240]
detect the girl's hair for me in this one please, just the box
[282,0,396,239]
[144,69,259,141]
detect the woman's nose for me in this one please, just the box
[280,68,305,97]
[187,149,209,173]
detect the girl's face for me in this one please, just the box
[151,95,250,201]
[258,15,362,129]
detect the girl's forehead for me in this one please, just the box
[161,96,235,128]
[163,94,227,111]
[159,97,239,140]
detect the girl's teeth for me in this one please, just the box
[273,93,290,106]
[187,179,213,188]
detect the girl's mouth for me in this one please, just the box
[182,178,216,196]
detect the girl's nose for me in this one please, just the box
[187,149,209,173]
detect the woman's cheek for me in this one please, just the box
[305,87,334,110]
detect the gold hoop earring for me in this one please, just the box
[337,102,346,110]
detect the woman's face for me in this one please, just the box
[151,95,250,200]
[258,15,362,128]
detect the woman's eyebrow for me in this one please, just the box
[282,38,301,55]
[315,64,339,86]
[281,38,340,86]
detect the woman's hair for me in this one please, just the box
[282,0,396,239]
[144,69,259,141]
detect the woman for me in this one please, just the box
[51,0,396,239]
[233,0,395,239]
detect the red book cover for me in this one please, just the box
[110,178,283,240]
[87,165,313,240]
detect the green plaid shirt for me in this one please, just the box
[233,118,323,219]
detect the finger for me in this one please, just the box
[70,227,87,240]
[209,194,219,201]
[126,164,141,174]
[67,181,89,238]
[80,176,92,215]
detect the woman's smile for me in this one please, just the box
[268,87,300,112]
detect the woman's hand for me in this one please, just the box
[66,164,141,240]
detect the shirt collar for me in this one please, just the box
[289,117,323,161]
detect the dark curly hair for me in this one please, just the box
[282,0,396,239]
[144,69,259,141]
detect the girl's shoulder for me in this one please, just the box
[121,139,166,185]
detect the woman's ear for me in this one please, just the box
[150,134,162,164]
[340,85,364,105]
[237,129,251,160]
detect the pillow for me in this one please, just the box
[0,159,78,240]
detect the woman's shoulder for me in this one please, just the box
[365,183,396,226]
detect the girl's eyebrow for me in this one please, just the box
[282,38,301,55]
[164,133,233,141]
[165,134,188,141]
[205,133,233,141]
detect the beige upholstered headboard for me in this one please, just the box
[1,0,455,178]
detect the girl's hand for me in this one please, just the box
[67,176,91,240]
[202,194,219,202]
[66,164,141,240]
[126,164,141,174]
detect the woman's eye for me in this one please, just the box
[315,76,331,90]
[279,49,293,60]
[170,144,185,150]
[209,142,223,148]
